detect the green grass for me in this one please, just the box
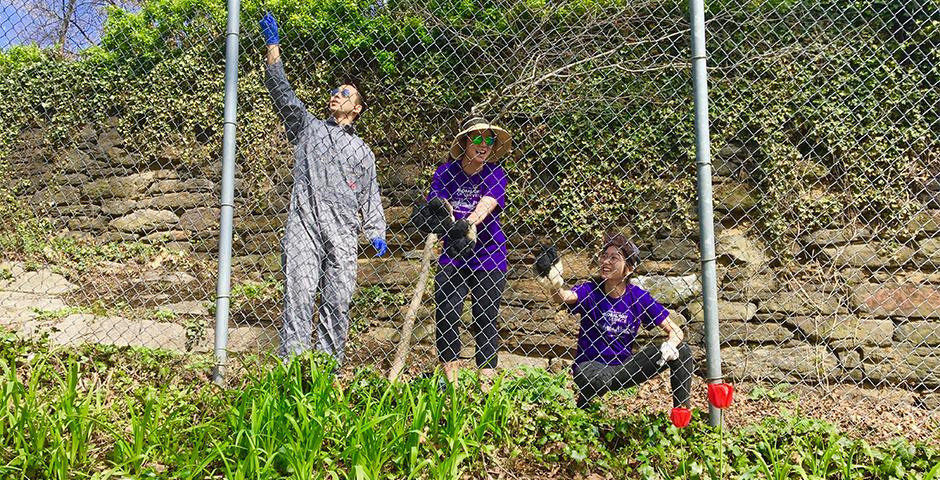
[0,334,938,479]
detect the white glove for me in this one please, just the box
[536,261,564,293]
[658,341,680,366]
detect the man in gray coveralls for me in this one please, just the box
[261,12,387,366]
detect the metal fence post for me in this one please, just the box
[212,0,242,385]
[689,0,724,427]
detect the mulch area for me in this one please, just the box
[606,374,940,447]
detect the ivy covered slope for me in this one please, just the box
[0,0,936,245]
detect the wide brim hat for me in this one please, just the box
[448,116,512,163]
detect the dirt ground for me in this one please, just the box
[597,374,939,448]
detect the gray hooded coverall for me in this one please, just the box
[265,60,386,365]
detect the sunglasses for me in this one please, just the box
[469,135,496,146]
[330,87,353,98]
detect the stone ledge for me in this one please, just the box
[716,228,768,271]
[632,274,701,306]
[717,321,794,344]
[688,300,757,322]
[862,346,940,388]
[722,345,839,383]
[357,259,423,286]
[907,210,940,237]
[802,227,871,248]
[0,269,77,296]
[784,315,894,349]
[822,244,917,269]
[192,326,279,353]
[759,289,841,316]
[110,209,179,233]
[894,321,940,346]
[81,170,177,199]
[20,314,187,352]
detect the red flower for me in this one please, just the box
[670,407,691,428]
[708,383,734,409]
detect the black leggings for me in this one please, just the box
[573,343,694,409]
[434,264,506,369]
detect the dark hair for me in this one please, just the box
[340,80,367,118]
[352,86,367,115]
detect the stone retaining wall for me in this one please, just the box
[5,123,940,392]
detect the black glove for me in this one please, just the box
[445,219,477,258]
[533,244,564,292]
[533,244,560,277]
[410,198,454,235]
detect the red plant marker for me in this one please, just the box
[708,383,734,409]
[670,407,691,428]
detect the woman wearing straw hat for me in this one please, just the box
[426,116,512,386]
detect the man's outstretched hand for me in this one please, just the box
[371,238,388,257]
[260,12,280,45]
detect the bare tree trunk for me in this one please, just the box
[388,233,437,382]
[58,0,78,54]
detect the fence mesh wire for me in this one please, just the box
[0,0,938,418]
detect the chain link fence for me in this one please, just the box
[1,0,938,420]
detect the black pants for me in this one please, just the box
[573,343,694,409]
[434,264,506,369]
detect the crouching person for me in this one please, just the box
[533,233,693,409]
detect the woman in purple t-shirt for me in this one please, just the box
[535,233,693,409]
[426,116,512,386]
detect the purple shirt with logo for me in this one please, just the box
[427,160,508,271]
[570,281,669,365]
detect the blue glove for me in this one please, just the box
[260,12,280,45]
[371,238,387,257]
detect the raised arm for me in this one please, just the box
[261,13,312,145]
[265,44,281,65]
